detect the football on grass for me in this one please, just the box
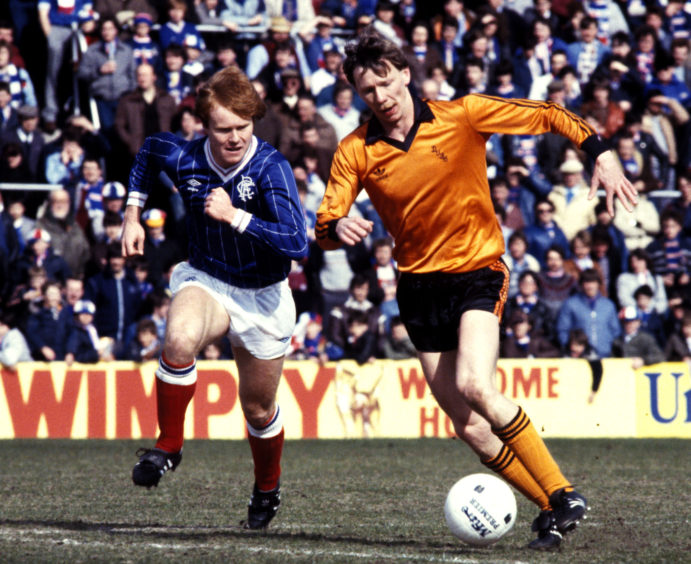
[444,473,517,546]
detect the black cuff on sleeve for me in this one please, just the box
[581,134,610,160]
[327,219,341,241]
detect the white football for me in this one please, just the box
[444,473,517,546]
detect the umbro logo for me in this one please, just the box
[372,167,389,179]
[431,145,448,162]
[186,179,201,192]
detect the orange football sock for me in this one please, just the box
[482,444,550,510]
[493,407,571,498]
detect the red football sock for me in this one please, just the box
[154,355,197,454]
[247,407,284,491]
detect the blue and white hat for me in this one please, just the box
[102,181,127,200]
[74,300,96,315]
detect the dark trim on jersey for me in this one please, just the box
[315,218,340,241]
[580,134,611,160]
[474,93,595,141]
[327,218,340,241]
[365,95,435,151]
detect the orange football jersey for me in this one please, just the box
[316,94,601,274]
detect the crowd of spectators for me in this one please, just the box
[0,0,690,375]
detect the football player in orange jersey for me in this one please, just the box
[316,27,638,550]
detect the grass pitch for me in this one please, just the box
[0,439,688,563]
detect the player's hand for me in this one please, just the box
[122,220,145,256]
[589,150,638,217]
[335,217,373,245]
[205,187,236,223]
[122,207,146,256]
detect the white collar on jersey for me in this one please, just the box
[204,135,258,183]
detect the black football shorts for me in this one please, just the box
[396,259,509,352]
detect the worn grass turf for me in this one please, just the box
[0,439,688,563]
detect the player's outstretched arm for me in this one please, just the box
[122,205,146,256]
[335,217,374,245]
[589,150,638,217]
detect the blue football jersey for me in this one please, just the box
[128,133,308,289]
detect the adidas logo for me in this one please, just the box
[372,167,389,180]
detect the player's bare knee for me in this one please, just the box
[459,380,495,413]
[163,330,199,364]
[242,401,275,428]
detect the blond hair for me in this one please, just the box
[195,66,266,127]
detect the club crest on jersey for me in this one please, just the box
[237,175,255,202]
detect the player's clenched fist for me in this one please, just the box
[205,186,237,224]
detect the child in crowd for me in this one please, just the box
[344,311,378,365]
[381,316,416,360]
[200,338,230,360]
[158,0,205,52]
[290,312,341,362]
[123,318,161,362]
[161,44,194,104]
[15,229,71,287]
[101,181,127,219]
[5,196,35,255]
[130,255,154,302]
[183,34,212,77]
[500,310,560,359]
[11,265,47,317]
[65,300,114,365]
[129,12,160,68]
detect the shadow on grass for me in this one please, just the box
[0,518,470,554]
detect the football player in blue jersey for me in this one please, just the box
[122,65,308,529]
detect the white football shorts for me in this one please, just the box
[170,262,296,360]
